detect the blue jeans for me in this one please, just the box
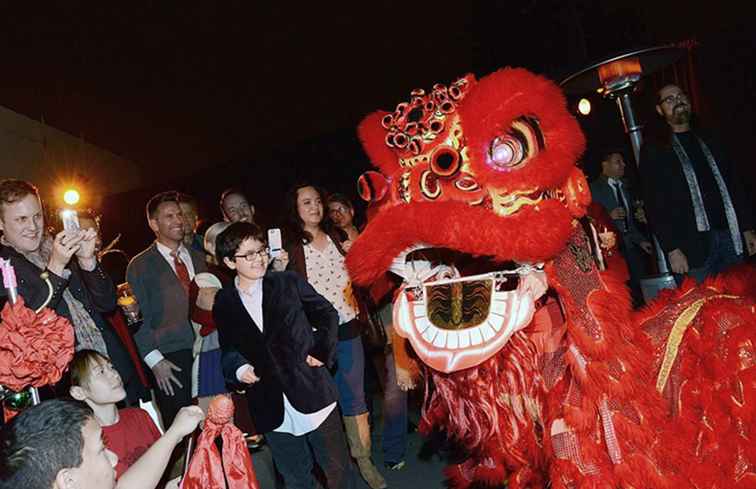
[335,336,368,416]
[675,229,744,285]
[382,348,408,464]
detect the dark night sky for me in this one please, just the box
[1,1,752,253]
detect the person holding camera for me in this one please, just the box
[0,179,138,399]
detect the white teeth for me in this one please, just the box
[458,329,471,348]
[414,316,431,334]
[491,298,508,316]
[413,305,426,317]
[422,325,438,344]
[469,328,483,346]
[432,330,447,348]
[488,316,503,332]
[446,330,459,349]
[480,323,495,341]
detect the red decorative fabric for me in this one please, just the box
[181,395,259,489]
[107,311,150,388]
[0,296,74,392]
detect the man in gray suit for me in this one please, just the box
[590,150,652,305]
[127,191,207,426]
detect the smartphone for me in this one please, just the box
[268,228,282,258]
[60,209,80,232]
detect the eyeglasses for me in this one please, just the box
[234,247,269,262]
[659,92,687,105]
[328,205,349,215]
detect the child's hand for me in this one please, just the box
[237,364,260,384]
[196,287,219,310]
[305,355,324,367]
[396,367,416,391]
[167,405,204,440]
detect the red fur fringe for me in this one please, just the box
[346,200,573,285]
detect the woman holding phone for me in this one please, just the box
[284,183,386,489]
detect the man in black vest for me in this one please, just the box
[640,85,756,284]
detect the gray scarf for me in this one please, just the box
[671,133,742,255]
[8,235,108,355]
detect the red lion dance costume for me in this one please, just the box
[345,68,756,488]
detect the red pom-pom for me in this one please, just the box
[207,394,234,425]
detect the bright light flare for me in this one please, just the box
[63,189,80,206]
[577,98,591,116]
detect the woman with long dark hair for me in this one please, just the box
[283,183,386,489]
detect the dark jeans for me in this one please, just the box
[265,408,357,489]
[150,349,194,428]
[619,234,648,307]
[675,229,744,285]
[335,336,368,416]
[382,348,408,464]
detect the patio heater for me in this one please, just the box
[560,45,685,301]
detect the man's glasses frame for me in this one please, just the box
[659,92,688,106]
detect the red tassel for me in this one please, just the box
[181,395,259,489]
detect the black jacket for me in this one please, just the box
[640,131,754,268]
[214,271,339,434]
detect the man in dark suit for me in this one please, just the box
[213,222,355,489]
[590,151,652,303]
[127,191,207,427]
[640,85,756,284]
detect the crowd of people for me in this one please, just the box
[0,177,407,489]
[0,82,754,489]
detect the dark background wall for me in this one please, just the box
[3,2,749,257]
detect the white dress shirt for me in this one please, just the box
[607,178,629,212]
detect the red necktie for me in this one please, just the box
[172,250,191,295]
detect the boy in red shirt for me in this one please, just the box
[69,349,203,483]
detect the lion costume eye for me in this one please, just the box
[358,171,389,202]
[487,116,543,172]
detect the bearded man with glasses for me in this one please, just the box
[640,84,755,284]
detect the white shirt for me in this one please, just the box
[235,277,336,436]
[303,236,358,325]
[144,242,197,368]
[607,178,627,206]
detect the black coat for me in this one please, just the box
[640,132,754,268]
[213,271,339,434]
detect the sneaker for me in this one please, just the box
[384,460,406,471]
